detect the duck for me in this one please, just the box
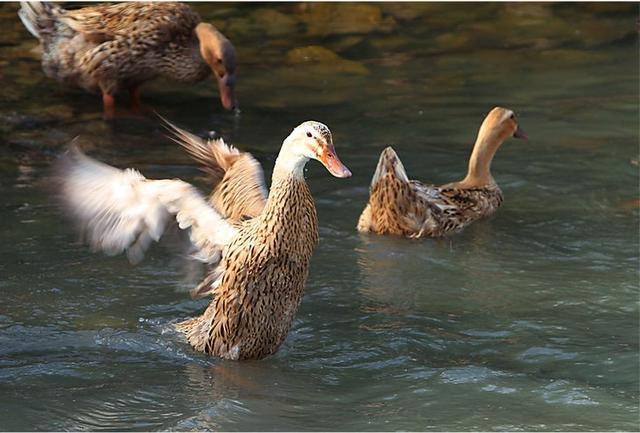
[18,1,237,119]
[57,120,352,360]
[357,107,527,238]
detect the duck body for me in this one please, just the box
[357,147,503,238]
[57,120,351,360]
[358,107,526,238]
[19,2,237,117]
[179,172,319,360]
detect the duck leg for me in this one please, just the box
[129,86,151,115]
[102,93,116,120]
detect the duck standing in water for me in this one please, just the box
[57,120,351,360]
[357,107,527,238]
[18,2,237,118]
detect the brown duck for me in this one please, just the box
[57,120,351,360]
[19,2,237,118]
[357,107,527,238]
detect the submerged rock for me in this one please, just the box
[249,8,299,37]
[40,104,75,122]
[74,314,130,331]
[538,49,610,66]
[246,58,371,109]
[295,3,396,36]
[368,35,412,52]
[571,2,636,15]
[496,3,635,49]
[225,8,300,39]
[286,46,369,75]
[328,35,366,53]
[379,3,444,21]
[433,32,476,52]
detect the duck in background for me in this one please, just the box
[357,107,527,238]
[56,120,351,360]
[18,2,237,119]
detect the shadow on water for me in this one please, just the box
[0,2,638,431]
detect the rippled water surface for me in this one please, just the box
[0,2,638,431]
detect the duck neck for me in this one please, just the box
[262,151,318,248]
[272,148,307,182]
[161,42,209,83]
[264,149,312,217]
[461,134,502,187]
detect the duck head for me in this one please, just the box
[195,23,237,112]
[277,121,352,179]
[478,107,527,144]
[463,107,527,186]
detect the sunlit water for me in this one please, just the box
[0,2,638,431]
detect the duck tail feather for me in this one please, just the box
[18,1,61,39]
[159,115,240,185]
[370,146,409,188]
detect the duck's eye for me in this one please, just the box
[306,132,312,138]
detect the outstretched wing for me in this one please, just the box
[163,119,268,224]
[57,146,237,265]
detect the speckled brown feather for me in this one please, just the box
[170,121,345,360]
[56,120,336,361]
[60,2,199,39]
[176,173,318,360]
[358,107,524,238]
[20,2,210,94]
[209,155,268,223]
[357,146,502,238]
[163,119,268,224]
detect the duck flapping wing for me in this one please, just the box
[162,118,268,224]
[56,146,237,266]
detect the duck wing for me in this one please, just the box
[18,2,64,40]
[163,119,268,224]
[56,146,237,266]
[56,3,200,89]
[59,2,199,44]
[435,185,503,223]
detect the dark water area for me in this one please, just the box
[0,2,638,431]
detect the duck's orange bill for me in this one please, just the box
[321,144,352,178]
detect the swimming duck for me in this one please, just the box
[357,107,527,238]
[57,120,351,360]
[19,2,237,118]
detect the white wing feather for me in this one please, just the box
[58,147,237,264]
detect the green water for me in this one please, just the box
[0,2,638,431]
